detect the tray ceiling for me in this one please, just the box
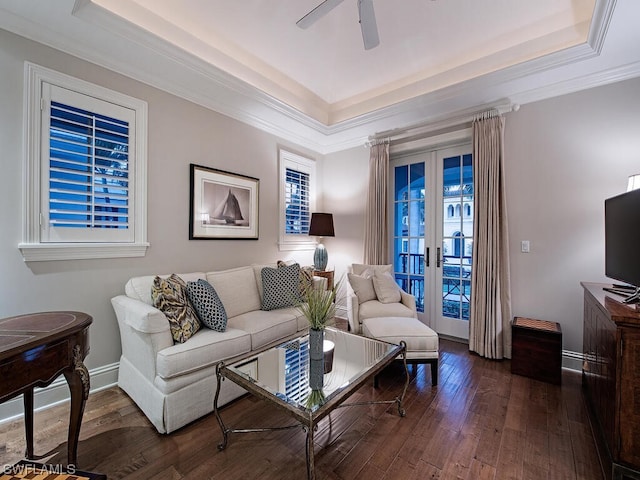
[1,0,640,152]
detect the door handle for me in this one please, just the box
[436,247,441,268]
[425,247,429,268]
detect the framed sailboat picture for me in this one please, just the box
[189,164,259,239]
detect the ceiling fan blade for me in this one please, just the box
[358,0,379,50]
[297,0,345,29]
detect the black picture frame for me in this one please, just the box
[189,163,259,240]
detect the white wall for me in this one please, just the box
[0,28,320,416]
[324,77,640,355]
[322,146,371,313]
[504,78,640,353]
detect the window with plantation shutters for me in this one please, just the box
[20,63,148,261]
[285,167,310,235]
[46,90,132,242]
[278,149,316,251]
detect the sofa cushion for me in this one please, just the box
[126,272,206,305]
[261,263,302,311]
[362,317,439,354]
[372,270,402,304]
[156,328,251,379]
[151,274,201,343]
[347,272,377,304]
[277,260,314,296]
[227,309,298,350]
[358,299,416,320]
[206,266,261,318]
[252,263,276,301]
[186,279,228,332]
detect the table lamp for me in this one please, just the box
[309,212,334,271]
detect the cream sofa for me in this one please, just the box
[111,264,320,434]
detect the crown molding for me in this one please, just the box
[0,0,631,155]
[510,59,640,106]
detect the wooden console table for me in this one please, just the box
[582,283,640,480]
[0,311,92,466]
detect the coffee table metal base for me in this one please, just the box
[213,342,409,480]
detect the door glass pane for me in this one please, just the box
[409,200,424,237]
[394,162,425,313]
[442,154,473,321]
[395,237,408,274]
[410,163,425,199]
[409,238,423,275]
[395,201,408,236]
[409,275,424,312]
[395,165,408,200]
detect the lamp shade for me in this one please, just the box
[308,213,335,237]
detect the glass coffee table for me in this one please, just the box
[213,326,408,480]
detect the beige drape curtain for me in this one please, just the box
[470,115,513,359]
[363,141,390,264]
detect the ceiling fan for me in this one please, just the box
[296,0,380,50]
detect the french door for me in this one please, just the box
[391,145,473,340]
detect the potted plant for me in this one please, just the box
[297,278,340,404]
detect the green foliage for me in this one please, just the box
[305,389,326,410]
[297,277,340,330]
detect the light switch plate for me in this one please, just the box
[521,240,530,253]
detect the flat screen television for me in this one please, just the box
[605,188,640,303]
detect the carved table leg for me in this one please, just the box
[23,388,34,459]
[63,344,90,466]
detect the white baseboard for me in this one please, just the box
[561,350,584,372]
[0,362,119,425]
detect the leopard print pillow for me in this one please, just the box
[151,274,201,343]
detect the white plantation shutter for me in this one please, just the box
[285,167,310,235]
[278,150,316,251]
[284,340,310,403]
[42,84,136,243]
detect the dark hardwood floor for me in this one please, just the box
[0,334,602,479]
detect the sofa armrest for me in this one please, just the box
[312,275,328,290]
[400,290,418,318]
[346,292,361,333]
[111,295,172,334]
[111,295,174,381]
[111,295,173,336]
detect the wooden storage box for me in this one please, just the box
[511,317,562,384]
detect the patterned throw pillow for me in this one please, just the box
[261,263,303,311]
[277,260,315,296]
[186,279,228,332]
[151,274,201,343]
[300,266,314,291]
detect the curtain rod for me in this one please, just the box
[364,137,389,148]
[366,101,520,146]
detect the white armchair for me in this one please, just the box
[346,264,418,334]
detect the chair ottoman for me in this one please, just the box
[362,316,439,385]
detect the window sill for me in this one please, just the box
[278,241,316,252]
[19,243,150,262]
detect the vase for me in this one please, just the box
[308,328,325,390]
